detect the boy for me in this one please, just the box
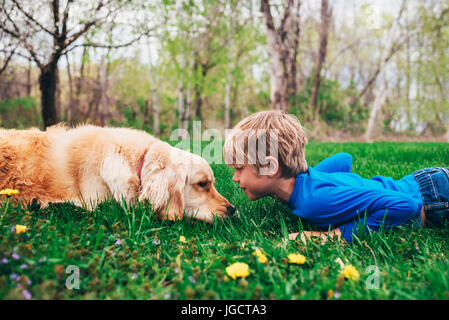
[223,110,448,243]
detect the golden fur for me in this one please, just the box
[0,124,234,222]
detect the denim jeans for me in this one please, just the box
[413,167,449,227]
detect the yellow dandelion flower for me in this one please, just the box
[288,253,306,264]
[15,224,27,234]
[252,249,268,264]
[340,264,360,281]
[224,276,230,282]
[0,189,19,196]
[225,262,250,280]
[179,236,186,243]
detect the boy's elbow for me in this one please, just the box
[409,199,420,216]
[397,198,420,220]
[339,153,352,171]
[340,152,352,162]
[341,152,352,161]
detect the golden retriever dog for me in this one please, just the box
[0,124,235,222]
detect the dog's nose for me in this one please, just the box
[226,205,236,216]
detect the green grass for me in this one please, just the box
[1,142,449,299]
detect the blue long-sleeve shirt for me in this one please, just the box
[287,153,423,242]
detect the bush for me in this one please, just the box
[0,97,41,129]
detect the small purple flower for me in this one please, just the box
[195,258,199,263]
[132,273,138,280]
[10,226,15,232]
[416,246,420,251]
[1,258,8,264]
[38,256,47,263]
[10,273,19,281]
[174,268,179,274]
[188,276,196,283]
[334,291,341,299]
[114,239,122,245]
[152,239,161,245]
[12,252,20,260]
[19,264,27,269]
[22,289,32,300]
[208,241,212,246]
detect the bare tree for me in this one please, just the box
[176,2,188,130]
[310,0,332,127]
[365,0,407,141]
[261,0,301,112]
[0,0,160,128]
[148,40,160,137]
[65,53,73,125]
[97,54,110,126]
[0,31,17,76]
[224,0,236,129]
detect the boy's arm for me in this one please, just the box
[312,153,352,173]
[337,202,423,243]
[294,185,422,243]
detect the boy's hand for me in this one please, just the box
[288,232,300,240]
[286,232,311,244]
[287,229,341,244]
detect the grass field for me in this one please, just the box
[1,142,449,300]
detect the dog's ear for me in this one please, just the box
[139,144,187,220]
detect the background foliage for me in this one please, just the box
[1,0,448,139]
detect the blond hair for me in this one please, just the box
[223,110,308,178]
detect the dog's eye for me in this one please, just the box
[198,181,209,188]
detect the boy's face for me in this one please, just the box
[231,164,272,201]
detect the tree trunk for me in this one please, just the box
[364,0,407,141]
[39,62,60,129]
[76,46,88,97]
[261,0,301,113]
[97,54,108,126]
[26,59,32,97]
[310,0,332,126]
[194,85,203,121]
[365,82,388,141]
[148,40,160,136]
[193,57,206,121]
[185,50,194,130]
[224,0,235,129]
[150,72,160,137]
[177,4,188,130]
[177,51,189,130]
[66,54,74,125]
[405,26,411,130]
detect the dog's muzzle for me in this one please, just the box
[226,205,236,216]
